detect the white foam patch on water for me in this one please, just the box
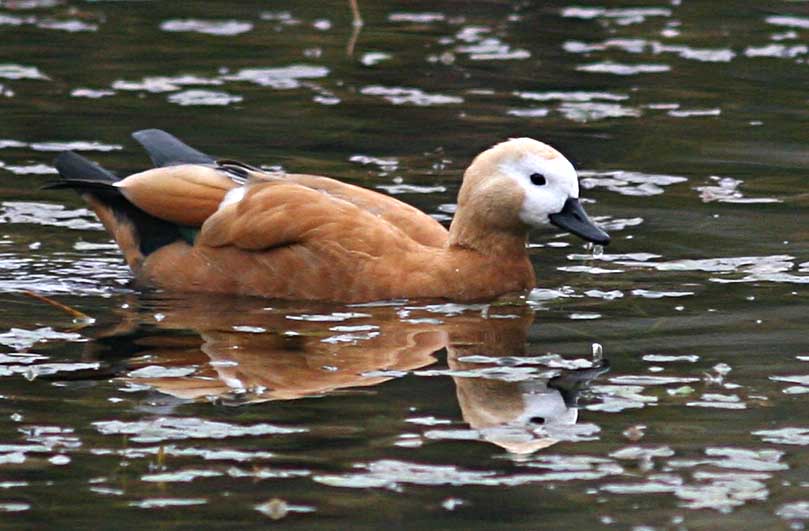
[0,202,102,230]
[687,399,746,410]
[570,312,601,320]
[561,7,671,25]
[0,64,49,80]
[321,330,380,344]
[565,39,734,63]
[361,86,463,106]
[570,252,661,262]
[564,39,648,54]
[577,62,670,75]
[631,289,694,299]
[1,163,56,175]
[517,91,627,102]
[616,255,795,277]
[611,446,675,460]
[377,184,446,194]
[259,11,300,23]
[580,170,687,196]
[525,287,575,306]
[584,289,624,300]
[112,74,222,93]
[652,43,735,62]
[349,154,399,170]
[224,65,329,89]
[70,88,115,98]
[561,7,671,23]
[141,469,223,482]
[0,362,99,379]
[286,312,370,322]
[228,466,310,479]
[643,354,700,363]
[557,265,624,274]
[453,26,530,61]
[587,384,657,412]
[778,502,809,521]
[404,303,488,317]
[160,19,253,36]
[0,327,84,351]
[609,376,700,386]
[745,44,808,58]
[360,52,392,66]
[458,354,596,370]
[558,102,641,122]
[0,13,97,32]
[130,498,207,509]
[37,19,97,32]
[597,216,644,231]
[415,366,553,383]
[0,502,30,512]
[127,366,197,378]
[255,499,315,518]
[668,447,787,472]
[668,108,722,118]
[507,108,550,118]
[167,89,243,106]
[754,427,809,446]
[29,140,122,152]
[695,175,781,203]
[317,451,626,489]
[771,375,809,386]
[93,417,305,443]
[766,16,809,30]
[388,13,446,23]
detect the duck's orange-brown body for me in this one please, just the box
[117,170,535,302]
[50,130,609,303]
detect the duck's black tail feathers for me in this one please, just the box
[132,128,215,167]
[47,151,182,270]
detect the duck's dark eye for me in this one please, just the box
[530,173,546,186]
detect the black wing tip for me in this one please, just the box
[50,150,119,187]
[131,128,216,167]
[131,128,170,142]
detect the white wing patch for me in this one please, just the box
[219,186,246,210]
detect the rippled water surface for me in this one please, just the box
[1,0,808,528]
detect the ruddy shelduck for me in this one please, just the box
[49,130,609,302]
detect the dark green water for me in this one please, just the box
[0,0,808,528]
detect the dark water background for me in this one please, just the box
[0,0,808,528]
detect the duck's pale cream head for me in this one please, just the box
[451,138,610,247]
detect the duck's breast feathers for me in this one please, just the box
[115,165,239,226]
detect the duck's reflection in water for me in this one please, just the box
[93,294,609,453]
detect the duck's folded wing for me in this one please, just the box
[286,173,448,248]
[198,181,392,253]
[115,165,238,226]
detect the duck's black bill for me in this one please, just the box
[548,198,610,245]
